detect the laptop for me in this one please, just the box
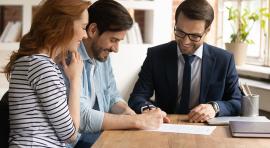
[229,121,270,137]
[207,116,269,125]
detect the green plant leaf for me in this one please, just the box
[226,6,270,44]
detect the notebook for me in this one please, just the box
[207,116,269,125]
[229,121,270,138]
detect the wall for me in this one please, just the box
[111,44,149,100]
[172,0,218,45]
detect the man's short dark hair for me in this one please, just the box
[87,0,133,35]
[175,0,214,29]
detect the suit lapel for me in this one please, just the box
[199,44,216,103]
[165,41,178,109]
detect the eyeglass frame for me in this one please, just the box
[174,26,205,42]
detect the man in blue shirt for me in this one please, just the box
[61,0,168,147]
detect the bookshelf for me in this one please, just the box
[0,0,41,51]
[0,0,172,49]
[0,0,173,100]
[116,0,172,45]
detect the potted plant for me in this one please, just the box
[225,6,270,65]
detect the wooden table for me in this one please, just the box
[92,115,270,148]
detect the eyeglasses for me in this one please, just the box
[174,27,205,42]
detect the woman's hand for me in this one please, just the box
[62,51,83,83]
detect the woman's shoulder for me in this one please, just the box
[22,54,57,75]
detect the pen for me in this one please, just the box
[244,83,252,96]
[147,104,156,110]
[239,82,248,96]
[141,103,156,112]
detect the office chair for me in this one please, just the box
[0,91,9,146]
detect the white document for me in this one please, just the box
[146,124,216,135]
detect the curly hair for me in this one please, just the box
[3,0,90,80]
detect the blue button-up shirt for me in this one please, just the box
[61,42,123,132]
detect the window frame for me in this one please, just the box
[217,0,270,67]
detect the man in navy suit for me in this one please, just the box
[128,0,242,123]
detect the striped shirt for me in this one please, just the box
[8,54,75,147]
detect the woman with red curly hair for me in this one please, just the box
[4,0,90,147]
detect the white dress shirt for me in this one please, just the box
[177,45,203,109]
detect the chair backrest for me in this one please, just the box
[0,91,9,146]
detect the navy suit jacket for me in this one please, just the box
[128,41,242,116]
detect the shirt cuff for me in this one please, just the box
[80,109,104,132]
[109,97,124,109]
[140,104,156,113]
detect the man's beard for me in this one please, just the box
[91,43,109,62]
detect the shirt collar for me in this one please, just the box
[78,41,95,64]
[177,43,203,59]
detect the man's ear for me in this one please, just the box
[87,23,98,38]
[205,26,211,33]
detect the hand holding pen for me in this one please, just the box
[141,104,170,123]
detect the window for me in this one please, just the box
[217,0,270,66]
